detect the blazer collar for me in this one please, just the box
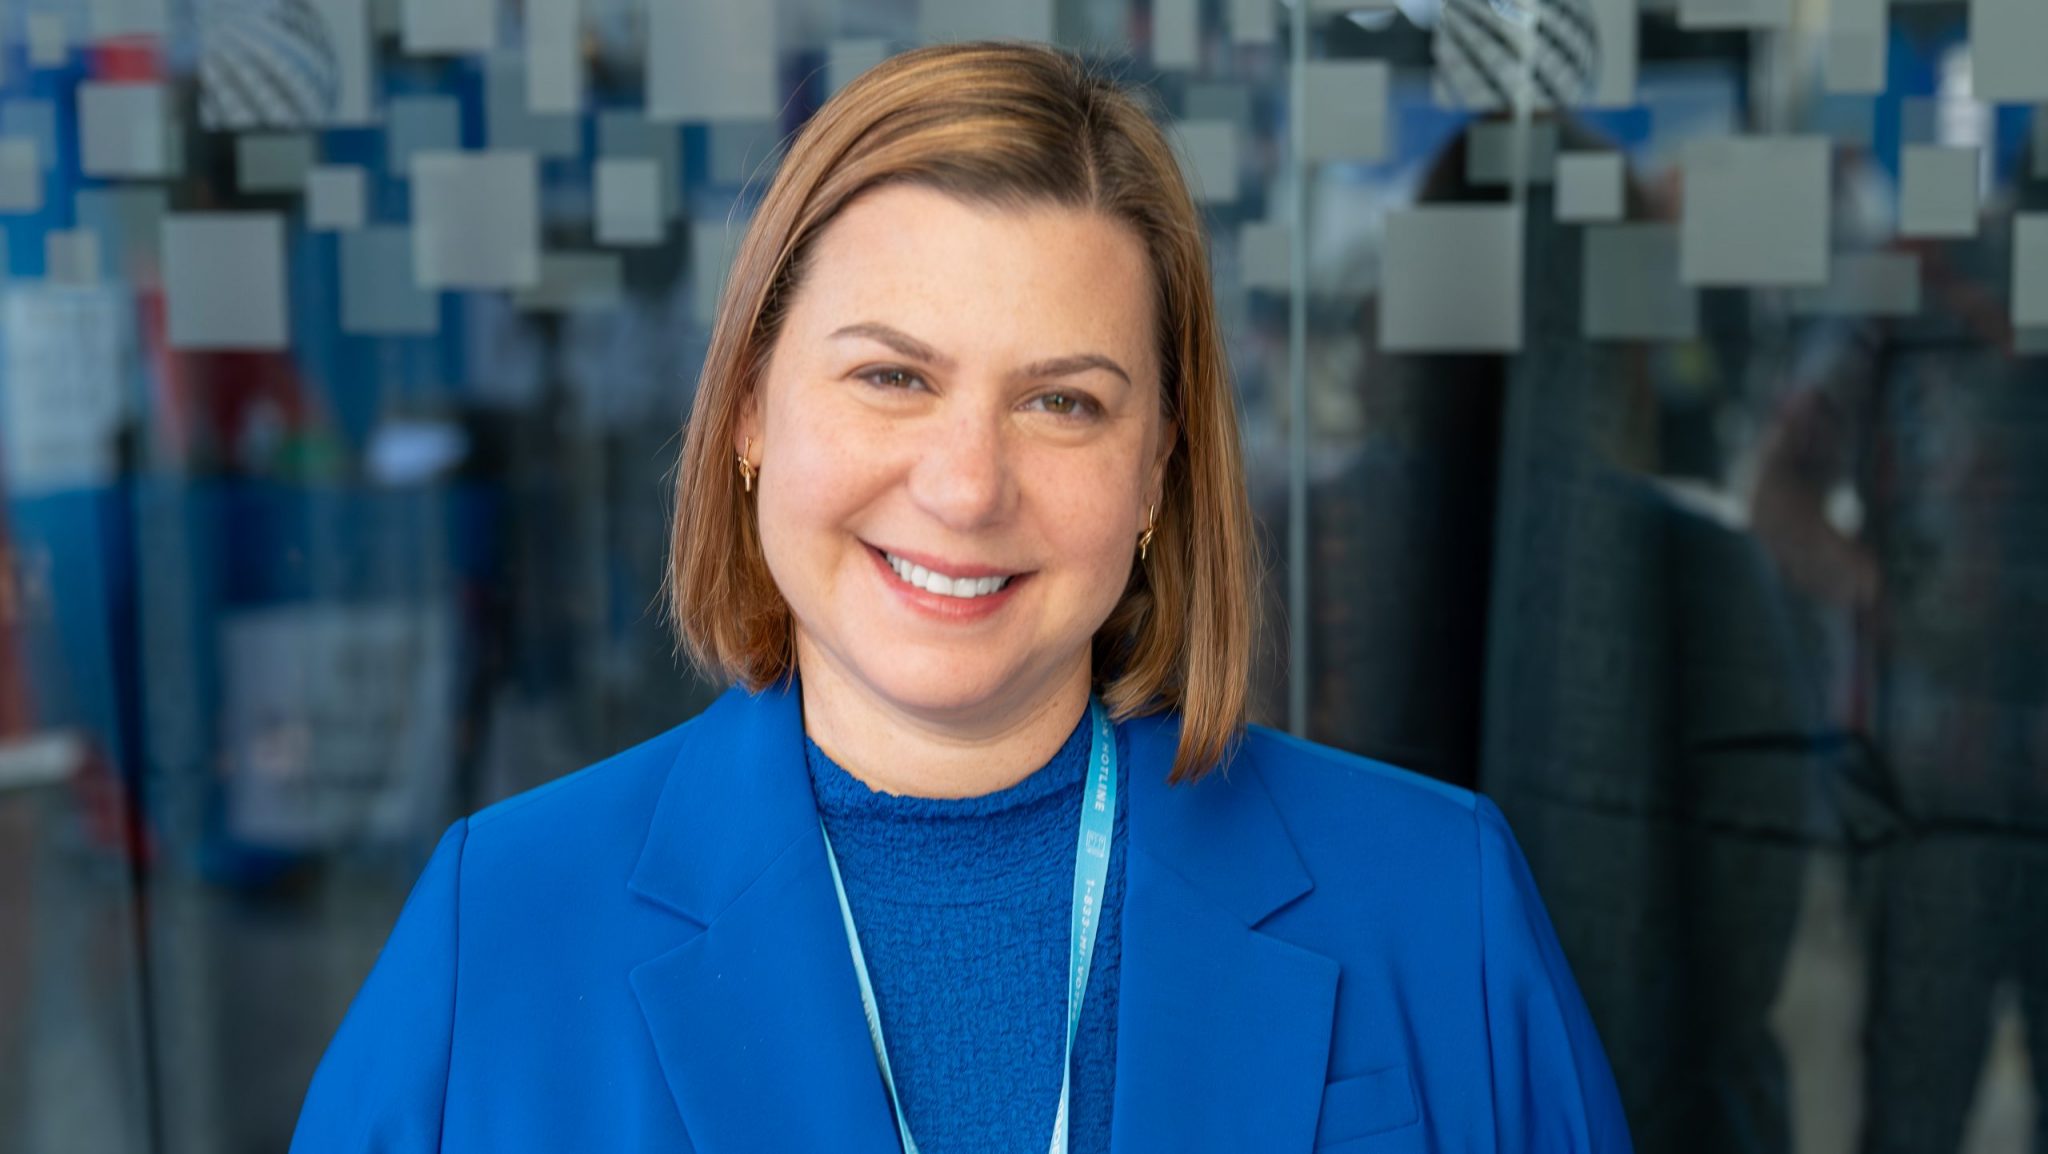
[627,678,815,925]
[1111,710,1338,1152]
[626,681,1338,1153]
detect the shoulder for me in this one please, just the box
[1236,723,1478,814]
[1235,723,1497,844]
[470,717,694,835]
[1227,725,1525,919]
[449,717,698,890]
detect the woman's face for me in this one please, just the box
[742,183,1170,731]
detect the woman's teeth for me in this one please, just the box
[884,552,1013,599]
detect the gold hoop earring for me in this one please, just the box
[737,437,756,493]
[1137,502,1157,561]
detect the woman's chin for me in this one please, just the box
[867,674,1014,720]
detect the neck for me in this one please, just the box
[794,643,1092,800]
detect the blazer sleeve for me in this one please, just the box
[290,818,468,1154]
[1475,796,1634,1153]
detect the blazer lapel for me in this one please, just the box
[622,685,1339,1153]
[625,682,901,1154]
[1112,715,1341,1154]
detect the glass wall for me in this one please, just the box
[2,0,2042,1151]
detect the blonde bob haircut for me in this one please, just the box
[666,40,1258,785]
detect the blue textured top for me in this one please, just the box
[803,708,1128,1154]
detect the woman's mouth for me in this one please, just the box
[880,550,1016,599]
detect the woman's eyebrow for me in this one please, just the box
[829,321,1131,386]
[829,322,954,369]
[1010,353,1131,387]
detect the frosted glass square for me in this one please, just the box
[402,0,495,54]
[1973,0,2048,104]
[317,0,378,125]
[486,57,579,159]
[91,0,166,38]
[1790,252,1922,316]
[307,165,366,231]
[527,0,583,114]
[919,0,1053,42]
[1585,0,1638,106]
[1680,136,1829,287]
[1468,120,1558,185]
[1381,206,1523,352]
[514,253,623,313]
[27,13,68,68]
[80,83,172,178]
[1303,62,1388,164]
[410,151,539,289]
[596,158,663,246]
[1186,84,1252,132]
[598,112,681,220]
[1230,0,1273,44]
[46,231,100,285]
[237,134,314,193]
[1239,221,1290,291]
[1153,0,1199,69]
[1899,146,1979,239]
[1173,120,1237,205]
[1557,153,1625,222]
[2014,214,2048,330]
[387,95,461,175]
[647,0,776,123]
[161,213,289,349]
[1681,0,1790,29]
[1826,0,1886,93]
[341,227,438,335]
[828,40,891,96]
[0,140,42,214]
[1583,224,1698,341]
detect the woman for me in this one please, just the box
[292,41,1630,1153]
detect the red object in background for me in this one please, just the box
[88,35,164,84]
[84,29,326,471]
[138,289,321,471]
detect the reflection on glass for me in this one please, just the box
[0,0,2044,1150]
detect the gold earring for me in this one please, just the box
[1137,502,1157,561]
[737,437,756,493]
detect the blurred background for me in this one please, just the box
[1,0,2044,1150]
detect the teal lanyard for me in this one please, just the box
[818,697,1119,1154]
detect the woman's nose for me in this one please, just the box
[906,409,1014,530]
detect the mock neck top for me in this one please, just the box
[804,708,1128,1153]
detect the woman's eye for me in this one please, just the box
[1030,391,1098,419]
[858,367,925,391]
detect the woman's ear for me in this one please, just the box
[734,391,762,462]
[1150,417,1180,498]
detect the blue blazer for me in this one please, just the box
[292,681,1631,1152]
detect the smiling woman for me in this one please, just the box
[735,185,1172,799]
[290,40,1632,1154]
[668,43,1253,793]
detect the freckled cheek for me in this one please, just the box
[1026,471,1141,585]
[763,406,897,523]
